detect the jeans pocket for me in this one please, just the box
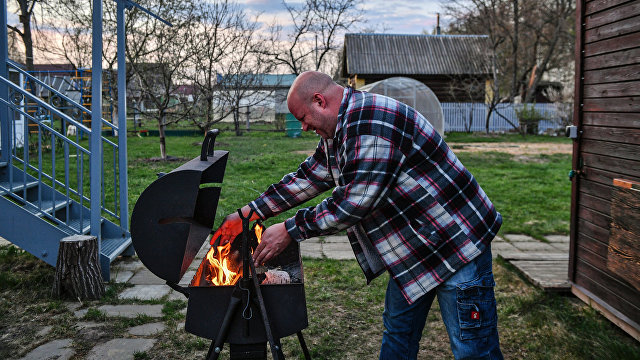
[456,272,498,340]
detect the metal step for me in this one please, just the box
[23,199,68,218]
[66,215,96,234]
[101,236,132,261]
[0,180,39,195]
[0,161,6,168]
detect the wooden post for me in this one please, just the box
[52,235,105,300]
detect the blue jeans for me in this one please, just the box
[379,249,503,360]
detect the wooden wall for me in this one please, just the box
[570,0,640,337]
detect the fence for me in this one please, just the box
[442,103,572,133]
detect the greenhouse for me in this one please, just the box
[359,77,445,135]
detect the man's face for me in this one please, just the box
[289,95,336,139]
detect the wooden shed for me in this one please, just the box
[570,0,640,341]
[340,34,492,102]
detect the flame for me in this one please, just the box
[191,223,264,287]
[205,241,239,286]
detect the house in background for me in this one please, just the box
[340,33,493,102]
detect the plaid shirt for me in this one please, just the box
[250,87,501,304]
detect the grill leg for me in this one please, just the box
[297,331,311,360]
[230,342,267,360]
[206,291,243,360]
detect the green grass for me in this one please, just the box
[2,131,639,359]
[458,152,571,238]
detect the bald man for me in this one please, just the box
[215,71,503,359]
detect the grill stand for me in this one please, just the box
[205,209,311,360]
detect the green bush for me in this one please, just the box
[516,104,545,135]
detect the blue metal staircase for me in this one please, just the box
[0,0,132,281]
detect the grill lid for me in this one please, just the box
[130,130,228,284]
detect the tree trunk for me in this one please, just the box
[52,235,105,300]
[159,114,167,159]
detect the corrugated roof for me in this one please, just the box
[343,34,492,76]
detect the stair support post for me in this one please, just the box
[0,0,9,164]
[90,0,103,245]
[117,0,128,232]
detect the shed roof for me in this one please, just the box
[342,34,492,76]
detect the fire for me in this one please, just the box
[191,223,263,287]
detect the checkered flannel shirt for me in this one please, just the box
[250,87,502,304]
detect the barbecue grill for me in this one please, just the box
[130,130,310,360]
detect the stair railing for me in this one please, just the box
[0,59,127,237]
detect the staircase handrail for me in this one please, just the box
[0,74,91,133]
[7,60,118,131]
[0,98,92,154]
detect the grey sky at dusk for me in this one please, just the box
[236,0,445,35]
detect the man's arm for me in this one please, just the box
[249,139,335,220]
[286,134,405,241]
[215,140,334,245]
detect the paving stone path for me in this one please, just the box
[9,232,569,359]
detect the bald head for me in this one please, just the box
[286,71,345,139]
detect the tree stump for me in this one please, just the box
[52,235,105,300]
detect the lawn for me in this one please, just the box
[1,130,639,359]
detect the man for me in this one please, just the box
[215,71,503,359]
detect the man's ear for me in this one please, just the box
[313,93,326,108]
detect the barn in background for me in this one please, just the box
[569,0,640,341]
[340,33,492,102]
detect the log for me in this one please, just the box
[52,235,105,300]
[607,179,640,292]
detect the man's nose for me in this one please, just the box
[301,123,308,131]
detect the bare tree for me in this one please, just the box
[267,0,363,75]
[216,14,278,136]
[184,0,242,132]
[444,0,574,103]
[7,0,39,70]
[126,0,197,159]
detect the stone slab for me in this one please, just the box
[35,325,53,337]
[300,242,323,259]
[510,260,570,291]
[20,339,74,360]
[0,236,11,247]
[550,242,570,252]
[76,304,164,318]
[322,243,354,260]
[195,242,210,260]
[128,269,165,285]
[498,252,568,261]
[167,290,188,301]
[112,270,135,284]
[179,271,196,286]
[545,235,570,243]
[490,242,521,252]
[127,322,166,336]
[305,237,321,244]
[111,260,144,272]
[118,285,171,300]
[511,241,558,252]
[503,234,536,242]
[323,235,349,243]
[86,338,156,360]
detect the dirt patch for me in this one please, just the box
[451,142,572,156]
[296,142,571,158]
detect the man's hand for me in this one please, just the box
[211,205,260,246]
[253,222,292,266]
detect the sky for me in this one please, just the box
[237,0,446,35]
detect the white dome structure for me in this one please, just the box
[359,77,445,135]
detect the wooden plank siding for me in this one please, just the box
[570,0,640,336]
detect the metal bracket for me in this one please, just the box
[115,0,173,26]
